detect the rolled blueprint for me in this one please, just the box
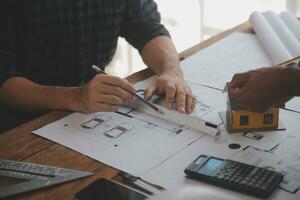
[263,11,300,58]
[280,11,300,42]
[249,11,292,64]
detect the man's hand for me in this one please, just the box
[229,67,292,112]
[144,70,196,114]
[140,36,197,114]
[77,74,135,113]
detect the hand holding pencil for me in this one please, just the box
[74,66,136,113]
[91,65,163,114]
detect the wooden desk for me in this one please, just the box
[0,22,252,200]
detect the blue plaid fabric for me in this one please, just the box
[0,0,169,87]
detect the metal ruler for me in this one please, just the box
[0,159,93,198]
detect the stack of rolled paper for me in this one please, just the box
[249,11,300,65]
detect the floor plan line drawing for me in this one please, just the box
[103,122,134,139]
[231,138,300,195]
[114,99,200,137]
[142,134,207,176]
[125,112,191,136]
[33,42,300,199]
[241,132,271,143]
[267,135,295,153]
[80,114,111,129]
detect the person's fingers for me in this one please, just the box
[248,94,288,112]
[229,86,243,100]
[176,87,186,113]
[165,83,176,110]
[191,96,197,112]
[83,93,123,113]
[249,103,268,113]
[228,86,251,110]
[97,93,124,106]
[229,72,250,89]
[184,86,194,114]
[144,83,158,100]
[185,93,193,114]
[97,84,133,101]
[99,75,136,93]
[271,96,292,107]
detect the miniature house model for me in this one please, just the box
[226,90,279,132]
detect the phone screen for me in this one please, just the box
[75,179,148,200]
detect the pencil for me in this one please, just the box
[91,65,163,114]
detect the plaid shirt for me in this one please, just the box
[0,0,169,87]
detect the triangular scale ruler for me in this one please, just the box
[0,159,93,198]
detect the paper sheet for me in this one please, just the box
[142,109,300,200]
[33,111,204,176]
[141,136,246,193]
[263,11,300,58]
[249,11,292,64]
[32,15,300,199]
[280,11,300,43]
[132,77,223,136]
[232,140,300,195]
[286,97,300,113]
[33,81,224,176]
[181,32,273,89]
[249,11,300,64]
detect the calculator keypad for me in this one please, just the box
[213,160,279,190]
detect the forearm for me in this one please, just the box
[141,36,182,76]
[0,77,81,113]
[283,67,300,96]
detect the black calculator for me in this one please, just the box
[184,155,283,198]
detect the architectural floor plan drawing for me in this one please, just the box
[232,138,300,195]
[139,33,300,200]
[132,77,224,135]
[33,80,225,176]
[142,112,298,200]
[80,114,111,129]
[33,103,207,176]
[180,32,273,90]
[33,32,300,200]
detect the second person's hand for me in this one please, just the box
[229,67,292,112]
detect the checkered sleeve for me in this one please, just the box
[120,0,170,52]
[0,2,25,87]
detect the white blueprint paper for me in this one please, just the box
[280,11,300,42]
[33,81,224,176]
[249,11,292,64]
[142,110,300,200]
[250,11,300,64]
[133,78,223,136]
[262,11,300,58]
[32,13,300,199]
[232,141,300,196]
[33,111,204,176]
[286,97,300,113]
[180,32,273,89]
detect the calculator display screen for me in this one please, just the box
[198,158,223,175]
